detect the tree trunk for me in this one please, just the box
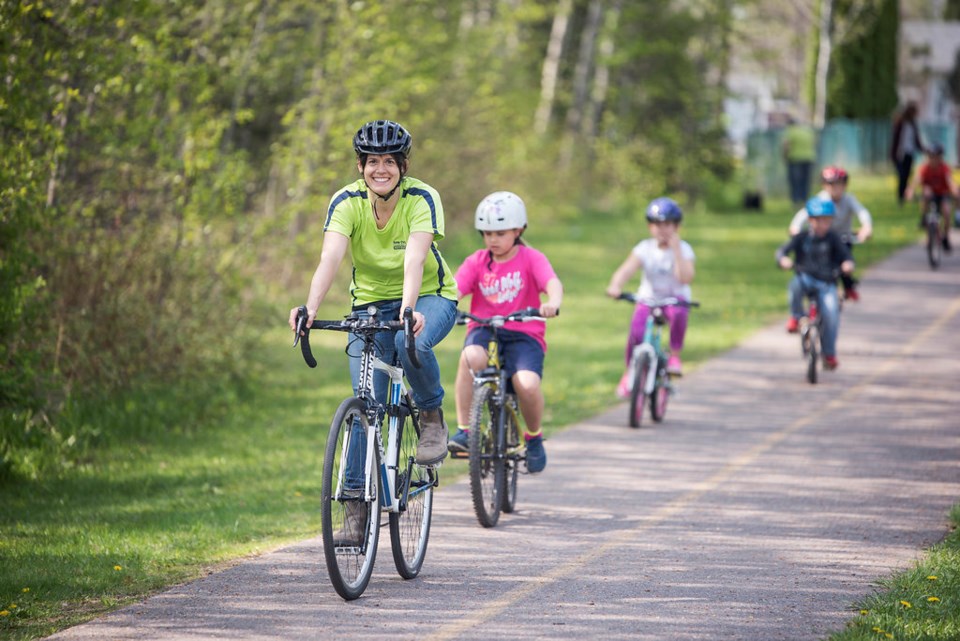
[813,0,833,127]
[584,0,622,140]
[560,0,603,169]
[534,0,573,136]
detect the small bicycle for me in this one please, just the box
[616,294,699,428]
[452,307,545,528]
[294,305,437,600]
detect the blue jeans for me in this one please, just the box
[788,273,841,357]
[347,295,457,411]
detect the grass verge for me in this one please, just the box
[0,174,946,639]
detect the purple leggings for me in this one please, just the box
[625,303,689,365]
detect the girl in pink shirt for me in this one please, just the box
[450,192,563,473]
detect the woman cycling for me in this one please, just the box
[288,119,458,466]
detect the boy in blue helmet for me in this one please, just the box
[607,197,696,395]
[776,197,855,370]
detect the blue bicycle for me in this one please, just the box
[617,294,699,428]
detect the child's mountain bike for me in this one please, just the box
[294,305,438,600]
[617,294,699,428]
[799,300,823,384]
[453,307,546,528]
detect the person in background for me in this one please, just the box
[782,116,817,206]
[905,142,958,252]
[788,166,872,301]
[890,101,924,206]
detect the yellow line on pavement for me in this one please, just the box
[429,297,960,641]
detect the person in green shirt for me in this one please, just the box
[289,119,457,466]
[781,117,817,205]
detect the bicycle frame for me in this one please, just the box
[336,332,434,514]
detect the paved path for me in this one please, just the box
[48,239,960,641]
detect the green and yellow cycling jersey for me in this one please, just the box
[323,177,458,307]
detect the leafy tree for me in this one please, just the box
[826,0,899,119]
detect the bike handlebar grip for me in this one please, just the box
[296,306,318,369]
[402,307,422,369]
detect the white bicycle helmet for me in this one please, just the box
[475,191,528,231]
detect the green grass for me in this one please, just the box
[0,173,949,639]
[827,507,960,641]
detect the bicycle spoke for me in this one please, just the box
[390,402,433,579]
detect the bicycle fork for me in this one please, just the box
[629,343,659,395]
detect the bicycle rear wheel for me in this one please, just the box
[650,365,669,423]
[927,218,942,269]
[501,398,521,514]
[321,397,381,601]
[629,354,651,428]
[468,385,503,528]
[805,325,819,384]
[389,400,434,579]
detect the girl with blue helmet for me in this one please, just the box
[606,197,696,396]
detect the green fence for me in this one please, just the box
[745,119,958,199]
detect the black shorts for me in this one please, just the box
[464,327,545,379]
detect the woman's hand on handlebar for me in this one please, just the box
[289,305,316,335]
[411,310,426,337]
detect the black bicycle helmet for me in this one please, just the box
[353,119,412,157]
[645,197,683,223]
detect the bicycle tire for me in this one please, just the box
[629,353,651,428]
[927,219,942,269]
[468,384,504,528]
[321,397,381,600]
[500,397,521,514]
[806,324,819,384]
[650,363,669,423]
[389,400,434,579]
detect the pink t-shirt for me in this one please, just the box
[455,245,558,351]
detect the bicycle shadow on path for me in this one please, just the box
[47,238,960,641]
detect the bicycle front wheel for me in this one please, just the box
[468,384,504,528]
[927,218,942,269]
[629,354,651,428]
[389,400,434,579]
[501,397,521,514]
[321,397,381,601]
[650,365,670,423]
[805,325,819,384]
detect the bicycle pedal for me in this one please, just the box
[449,450,469,460]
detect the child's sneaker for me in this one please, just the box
[448,428,469,453]
[785,317,799,333]
[823,355,839,370]
[844,286,860,302]
[524,433,547,473]
[616,369,632,399]
[666,355,682,376]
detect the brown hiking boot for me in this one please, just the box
[416,408,448,465]
[333,501,368,547]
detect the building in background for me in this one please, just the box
[899,20,960,124]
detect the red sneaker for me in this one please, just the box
[785,317,799,333]
[823,355,839,370]
[844,287,860,302]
